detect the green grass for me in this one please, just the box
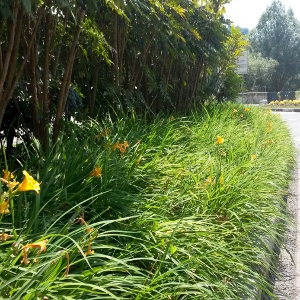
[0,103,295,299]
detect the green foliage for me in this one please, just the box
[0,104,295,298]
[244,53,279,92]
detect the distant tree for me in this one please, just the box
[249,0,300,91]
[244,53,278,91]
[237,27,249,35]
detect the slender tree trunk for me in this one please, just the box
[53,8,86,143]
[129,31,157,92]
[112,10,119,87]
[0,5,44,131]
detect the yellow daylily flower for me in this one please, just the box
[251,154,256,161]
[215,135,224,145]
[17,171,41,194]
[2,170,14,180]
[0,200,9,214]
[245,107,249,112]
[89,166,101,178]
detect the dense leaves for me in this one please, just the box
[0,0,246,150]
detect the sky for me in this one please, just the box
[225,0,300,30]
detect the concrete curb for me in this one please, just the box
[270,108,300,112]
[295,158,300,297]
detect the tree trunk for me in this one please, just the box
[53,8,86,143]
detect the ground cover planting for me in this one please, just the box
[0,103,295,299]
[269,100,300,107]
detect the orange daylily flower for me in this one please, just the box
[117,141,129,154]
[219,175,224,185]
[85,241,95,256]
[112,141,129,154]
[215,135,224,145]
[21,239,49,265]
[137,155,142,164]
[96,129,111,138]
[17,171,40,194]
[205,177,211,186]
[1,232,13,241]
[111,141,120,151]
[89,166,101,178]
[7,180,19,191]
[0,200,9,214]
[24,239,48,254]
[75,217,96,256]
[2,170,14,180]
[21,247,30,266]
[65,252,70,277]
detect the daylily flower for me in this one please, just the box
[21,247,30,266]
[245,107,249,112]
[205,177,211,186]
[85,241,94,256]
[117,141,129,154]
[95,129,111,138]
[21,239,48,265]
[24,239,48,254]
[65,252,70,277]
[266,122,273,133]
[251,154,256,161]
[7,180,19,191]
[137,155,142,164]
[1,232,13,241]
[2,170,14,180]
[0,200,9,214]
[219,175,224,185]
[215,135,224,145]
[17,171,40,194]
[233,108,237,113]
[89,166,101,178]
[111,141,120,151]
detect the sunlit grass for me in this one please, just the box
[0,103,295,299]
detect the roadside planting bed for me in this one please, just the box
[0,103,294,299]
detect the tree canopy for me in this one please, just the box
[249,0,300,91]
[0,0,246,150]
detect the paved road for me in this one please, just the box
[279,112,300,148]
[274,112,300,299]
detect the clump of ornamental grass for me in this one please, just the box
[0,103,294,299]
